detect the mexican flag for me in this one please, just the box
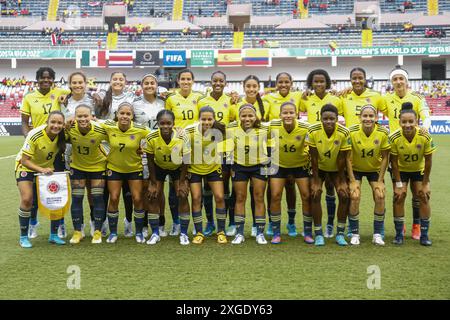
[81,50,107,68]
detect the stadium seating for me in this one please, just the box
[1,0,49,17]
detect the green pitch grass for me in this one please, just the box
[0,136,449,300]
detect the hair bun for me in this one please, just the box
[401,102,413,110]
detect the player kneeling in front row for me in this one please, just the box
[389,104,436,246]
[307,104,351,246]
[16,111,67,248]
[347,105,390,246]
[145,110,191,245]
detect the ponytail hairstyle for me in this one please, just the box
[389,64,409,83]
[198,106,225,135]
[177,68,195,82]
[113,101,134,121]
[47,111,66,153]
[99,72,126,117]
[243,75,265,120]
[64,71,87,107]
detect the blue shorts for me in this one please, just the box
[231,164,268,182]
[318,169,338,181]
[353,171,379,182]
[155,164,180,182]
[398,171,424,183]
[15,171,35,183]
[269,166,310,179]
[188,168,223,183]
[106,169,143,181]
[70,168,106,180]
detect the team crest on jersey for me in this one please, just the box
[47,181,60,194]
[296,135,302,141]
[416,144,422,149]
[70,169,74,176]
[130,135,135,140]
[90,139,96,144]
[186,173,191,180]
[21,171,28,177]
[107,170,112,176]
[334,140,340,145]
[224,103,228,108]
[192,100,197,105]
[50,94,55,101]
[366,98,371,103]
[290,98,294,103]
[374,139,380,145]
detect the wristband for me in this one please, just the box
[395,181,403,188]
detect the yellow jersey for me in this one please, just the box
[268,119,310,168]
[389,128,436,172]
[15,125,60,172]
[235,97,268,121]
[165,90,205,128]
[222,121,269,166]
[306,123,351,172]
[380,91,430,132]
[144,128,191,171]
[21,87,70,128]
[101,120,151,173]
[299,93,343,124]
[341,89,384,127]
[65,121,108,172]
[349,124,390,172]
[185,123,222,175]
[197,93,236,125]
[263,91,302,121]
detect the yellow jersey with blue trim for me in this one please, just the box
[389,128,436,172]
[184,123,222,175]
[165,90,205,128]
[144,128,191,171]
[15,125,60,172]
[264,91,302,121]
[349,123,390,172]
[197,93,236,125]
[380,91,430,132]
[221,121,269,166]
[21,87,70,128]
[65,121,108,172]
[268,119,310,168]
[101,121,151,173]
[299,93,343,124]
[341,89,384,127]
[306,123,351,172]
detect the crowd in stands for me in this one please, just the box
[0,0,30,16]
[425,28,447,39]
[114,22,150,42]
[419,82,449,98]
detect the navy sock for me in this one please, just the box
[102,186,109,222]
[303,214,313,236]
[349,214,359,234]
[203,189,214,224]
[122,183,133,223]
[148,213,160,235]
[271,212,281,236]
[18,208,31,237]
[192,210,203,234]
[255,217,266,235]
[337,222,346,236]
[30,183,38,225]
[179,212,190,235]
[169,185,180,224]
[420,218,430,239]
[287,209,296,225]
[373,212,385,235]
[394,217,405,238]
[71,188,84,231]
[326,194,336,226]
[50,220,59,235]
[107,211,119,234]
[216,208,226,232]
[91,191,105,231]
[228,192,235,226]
[235,215,245,235]
[159,215,165,227]
[250,185,256,227]
[134,209,145,235]
[412,198,420,225]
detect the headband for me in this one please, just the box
[390,69,409,82]
[360,104,377,113]
[141,73,158,83]
[239,103,257,114]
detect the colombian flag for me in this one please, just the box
[217,49,242,66]
[244,49,271,67]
